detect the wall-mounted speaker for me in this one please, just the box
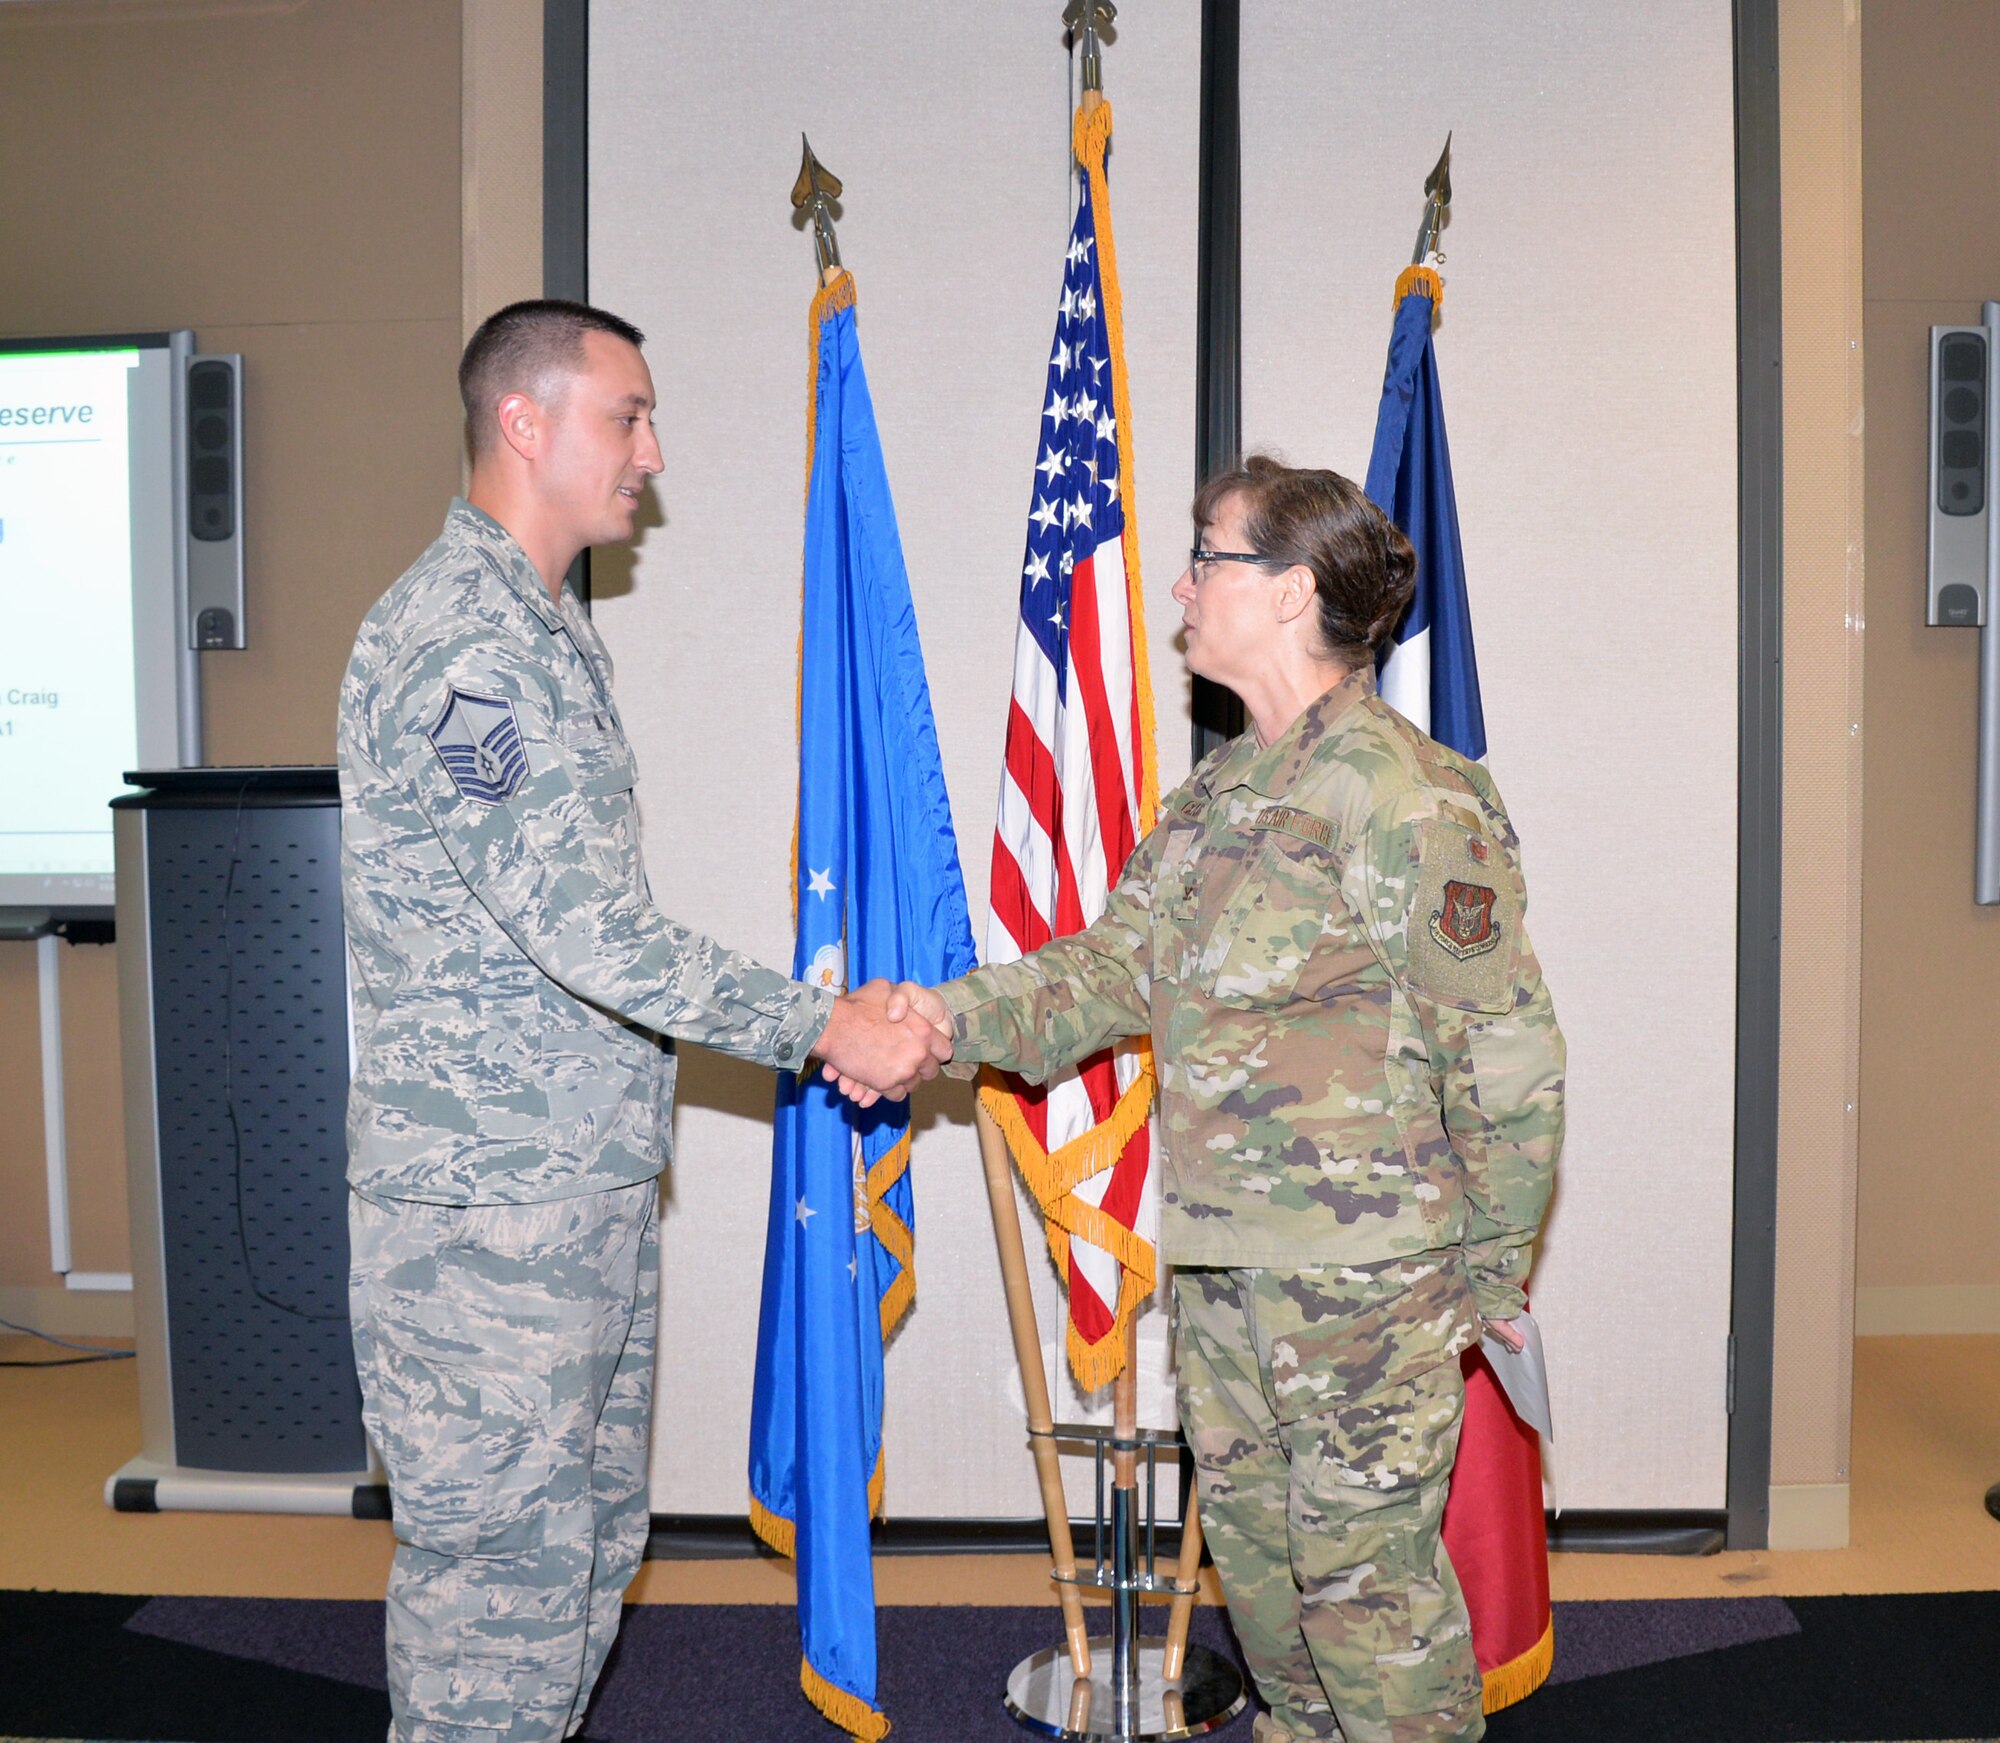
[1929,325,1989,628]
[185,354,246,649]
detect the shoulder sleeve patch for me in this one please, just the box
[427,688,529,803]
[1404,821,1521,1014]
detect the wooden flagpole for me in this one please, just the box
[975,1099,1092,1677]
[1162,1475,1205,1679]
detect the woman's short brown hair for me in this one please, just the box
[1191,455,1417,667]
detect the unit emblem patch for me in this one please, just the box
[428,688,529,803]
[1429,879,1500,961]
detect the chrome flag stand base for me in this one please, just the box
[1004,1638,1245,1741]
[1002,1422,1246,1741]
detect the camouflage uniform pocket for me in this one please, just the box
[404,1659,516,1738]
[1254,1258,1476,1428]
[1288,1361,1480,1725]
[355,1288,556,1560]
[1199,832,1336,1008]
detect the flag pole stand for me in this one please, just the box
[976,1103,1244,1740]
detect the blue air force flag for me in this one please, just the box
[1367,267,1486,761]
[747,269,977,1743]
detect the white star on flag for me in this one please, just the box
[1044,390,1067,426]
[1024,549,1051,585]
[1030,496,1061,534]
[1037,446,1066,482]
[806,868,835,900]
[795,1196,816,1226]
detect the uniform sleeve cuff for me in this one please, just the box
[938,977,984,1020]
[1471,1276,1527,1324]
[771,982,837,1071]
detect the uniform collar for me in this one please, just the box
[1214,664,1379,801]
[447,498,570,633]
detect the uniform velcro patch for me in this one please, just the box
[1406,822,1519,1013]
[1253,806,1333,849]
[428,688,529,803]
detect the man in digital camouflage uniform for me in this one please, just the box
[338,300,948,1743]
[908,654,1563,1742]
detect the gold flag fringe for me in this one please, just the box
[801,1654,892,1742]
[979,1052,1159,1392]
[867,1130,916,1340]
[790,268,859,920]
[746,1443,888,1565]
[1072,99,1161,836]
[1394,263,1445,311]
[1480,1614,1554,1713]
[749,1491,794,1559]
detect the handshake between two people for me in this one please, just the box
[810,979,956,1108]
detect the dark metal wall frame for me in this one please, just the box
[1726,0,1782,1552]
[542,0,1784,1553]
[1192,0,1246,758]
[543,0,591,604]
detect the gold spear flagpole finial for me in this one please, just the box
[1412,131,1453,267]
[791,134,844,279]
[1062,0,1117,94]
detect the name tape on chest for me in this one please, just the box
[428,687,529,803]
[1252,805,1334,849]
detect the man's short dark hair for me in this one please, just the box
[458,299,646,455]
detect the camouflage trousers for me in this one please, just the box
[1173,1257,1483,1743]
[349,1180,659,1743]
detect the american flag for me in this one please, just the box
[979,101,1159,1391]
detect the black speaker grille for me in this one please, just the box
[1939,334,1987,517]
[190,361,232,410]
[146,799,364,1475]
[186,361,237,541]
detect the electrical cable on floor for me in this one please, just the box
[0,1311,134,1367]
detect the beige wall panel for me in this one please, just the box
[1771,0,1863,1496]
[462,0,544,340]
[57,942,131,1275]
[0,2,463,1297]
[0,0,459,333]
[1858,4,2000,1294]
[0,947,51,1289]
[197,318,467,764]
[1860,1,2000,306]
[1238,2,1740,1509]
[592,2,1201,1515]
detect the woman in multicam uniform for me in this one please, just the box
[898,456,1565,1743]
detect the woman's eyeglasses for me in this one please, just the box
[1188,547,1285,581]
